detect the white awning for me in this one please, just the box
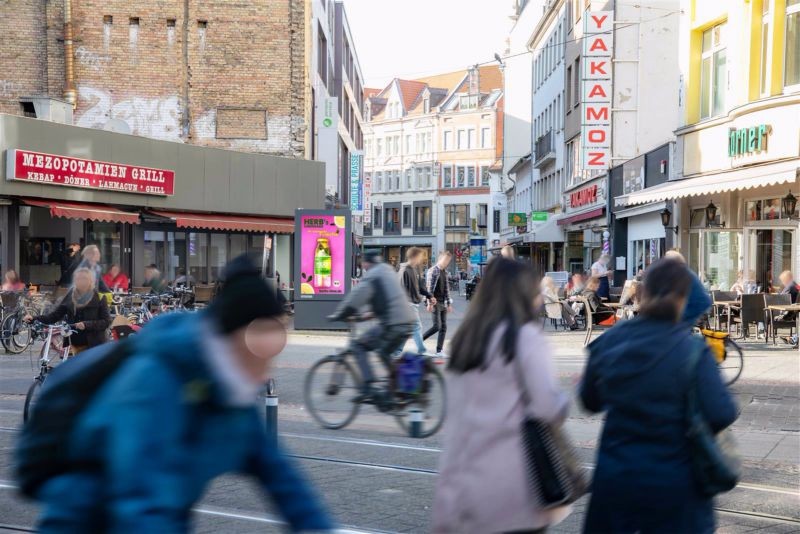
[524,216,565,243]
[616,160,799,207]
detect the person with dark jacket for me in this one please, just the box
[26,268,111,353]
[397,247,432,354]
[59,243,81,287]
[33,255,333,532]
[580,258,737,534]
[423,251,454,359]
[664,249,712,325]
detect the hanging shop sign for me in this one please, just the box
[580,10,614,171]
[728,124,771,157]
[6,149,175,196]
[531,211,548,222]
[570,184,598,208]
[349,151,362,214]
[508,212,528,226]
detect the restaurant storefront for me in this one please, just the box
[0,114,323,287]
[559,175,608,273]
[616,95,800,292]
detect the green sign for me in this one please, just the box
[728,124,771,157]
[531,212,548,222]
[508,213,528,226]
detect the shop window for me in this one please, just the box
[403,206,412,228]
[143,231,166,276]
[189,233,208,284]
[209,233,228,281]
[700,22,727,119]
[87,222,122,271]
[230,234,248,260]
[786,0,800,89]
[632,238,663,274]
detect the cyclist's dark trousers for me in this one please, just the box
[352,324,414,386]
[423,304,447,353]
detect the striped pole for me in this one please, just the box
[265,378,278,444]
[409,408,423,438]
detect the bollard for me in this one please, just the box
[409,408,423,438]
[265,378,278,444]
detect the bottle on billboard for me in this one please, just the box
[314,238,332,288]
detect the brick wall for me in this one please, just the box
[0,0,307,158]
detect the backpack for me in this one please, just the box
[395,352,425,394]
[15,339,134,498]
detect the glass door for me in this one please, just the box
[687,230,742,291]
[747,228,795,293]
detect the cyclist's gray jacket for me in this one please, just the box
[335,263,416,326]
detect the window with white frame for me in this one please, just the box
[468,129,476,149]
[481,127,491,148]
[405,135,411,154]
[376,139,383,157]
[443,166,453,188]
[457,166,466,187]
[443,131,452,151]
[394,171,400,191]
[480,165,490,186]
[424,167,432,189]
[457,130,466,150]
[405,169,413,190]
[700,22,727,119]
[375,171,383,192]
[393,136,400,155]
[467,166,476,187]
[787,0,800,89]
[426,133,432,153]
[761,1,771,95]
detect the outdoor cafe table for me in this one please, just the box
[714,300,740,331]
[766,304,800,350]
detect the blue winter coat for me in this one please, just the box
[580,318,737,534]
[36,312,333,533]
[683,270,712,325]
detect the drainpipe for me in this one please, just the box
[63,0,77,107]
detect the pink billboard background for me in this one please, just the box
[298,214,346,298]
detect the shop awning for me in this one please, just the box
[149,210,294,234]
[524,217,565,243]
[22,198,140,224]
[616,160,799,207]
[557,207,605,226]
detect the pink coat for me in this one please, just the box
[433,323,571,533]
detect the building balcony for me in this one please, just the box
[534,130,555,168]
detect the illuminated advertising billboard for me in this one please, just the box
[295,209,352,300]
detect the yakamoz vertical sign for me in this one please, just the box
[6,149,175,196]
[581,10,614,171]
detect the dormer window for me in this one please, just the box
[423,96,430,114]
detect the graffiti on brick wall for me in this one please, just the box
[75,47,111,72]
[0,80,21,98]
[76,87,181,141]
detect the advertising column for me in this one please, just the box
[294,209,353,330]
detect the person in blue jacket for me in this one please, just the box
[36,255,333,533]
[665,249,713,325]
[580,258,737,534]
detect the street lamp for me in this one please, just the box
[660,207,679,234]
[782,191,797,219]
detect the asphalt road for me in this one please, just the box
[0,300,797,533]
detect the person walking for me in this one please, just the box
[590,254,612,300]
[397,247,432,354]
[423,251,454,360]
[580,258,738,534]
[433,258,571,533]
[25,268,111,354]
[31,255,333,532]
[78,245,111,293]
[59,243,81,287]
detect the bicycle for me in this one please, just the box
[23,321,77,422]
[304,316,446,438]
[700,328,744,386]
[1,290,41,354]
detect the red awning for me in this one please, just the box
[149,210,294,234]
[23,198,140,225]
[557,207,605,226]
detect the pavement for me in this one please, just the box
[0,294,797,532]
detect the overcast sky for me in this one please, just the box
[341,0,513,88]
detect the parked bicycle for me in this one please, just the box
[1,290,42,354]
[23,321,77,422]
[304,316,446,438]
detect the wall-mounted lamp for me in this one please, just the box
[660,207,679,235]
[782,191,797,219]
[705,201,725,228]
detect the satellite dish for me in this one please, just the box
[103,118,131,134]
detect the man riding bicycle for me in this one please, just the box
[330,251,416,406]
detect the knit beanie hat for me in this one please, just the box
[207,254,284,334]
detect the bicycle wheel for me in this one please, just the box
[2,314,31,354]
[304,354,361,430]
[719,338,744,386]
[395,361,447,438]
[23,377,44,423]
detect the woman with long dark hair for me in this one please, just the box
[433,258,571,533]
[580,258,737,533]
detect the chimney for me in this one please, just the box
[468,64,480,95]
